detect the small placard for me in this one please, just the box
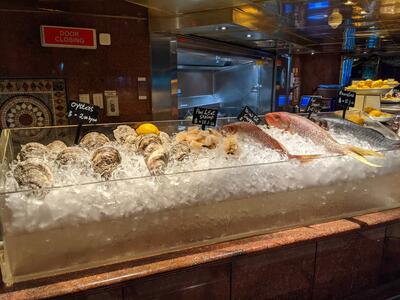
[237,106,261,125]
[306,97,322,118]
[192,107,218,127]
[337,89,356,107]
[68,100,99,124]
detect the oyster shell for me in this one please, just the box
[159,131,171,146]
[80,132,110,151]
[47,140,67,158]
[113,125,137,144]
[19,142,49,161]
[135,134,162,153]
[56,147,87,166]
[170,142,190,161]
[13,159,53,189]
[146,145,169,176]
[91,146,121,179]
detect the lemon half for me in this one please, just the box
[136,123,160,135]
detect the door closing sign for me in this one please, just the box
[40,25,97,49]
[68,101,99,124]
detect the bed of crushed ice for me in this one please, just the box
[2,125,400,233]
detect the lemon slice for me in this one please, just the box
[136,123,160,135]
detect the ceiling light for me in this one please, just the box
[345,0,354,5]
[246,33,252,38]
[311,51,315,55]
[220,26,227,30]
[360,10,368,15]
[328,8,343,29]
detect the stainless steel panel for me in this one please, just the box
[178,71,213,97]
[214,63,259,116]
[151,34,178,120]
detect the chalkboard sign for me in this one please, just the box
[192,107,218,129]
[337,90,356,108]
[68,101,99,124]
[306,97,322,119]
[237,106,261,125]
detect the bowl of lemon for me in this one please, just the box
[346,79,394,95]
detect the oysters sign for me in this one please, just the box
[40,25,97,49]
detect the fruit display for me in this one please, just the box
[347,79,397,90]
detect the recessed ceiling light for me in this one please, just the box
[311,51,315,55]
[220,26,227,30]
[246,33,252,38]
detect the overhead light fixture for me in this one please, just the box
[311,51,315,55]
[328,8,343,29]
[360,10,368,15]
[220,26,227,30]
[344,0,354,5]
[246,33,252,38]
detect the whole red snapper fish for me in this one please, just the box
[222,122,319,162]
[265,112,383,167]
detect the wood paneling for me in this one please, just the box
[295,53,342,96]
[0,1,152,123]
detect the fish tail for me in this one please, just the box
[346,151,382,167]
[288,154,321,163]
[347,145,384,158]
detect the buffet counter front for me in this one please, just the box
[1,208,400,299]
[1,113,400,289]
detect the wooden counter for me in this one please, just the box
[2,208,400,299]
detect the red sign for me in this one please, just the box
[40,25,97,49]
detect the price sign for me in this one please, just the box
[337,90,356,107]
[337,90,356,119]
[192,107,218,129]
[237,106,261,125]
[68,100,100,144]
[68,101,99,124]
[306,97,322,119]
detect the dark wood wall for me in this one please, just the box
[0,0,152,123]
[294,53,342,96]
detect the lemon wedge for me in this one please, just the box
[136,123,160,135]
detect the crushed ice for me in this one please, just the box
[1,124,400,233]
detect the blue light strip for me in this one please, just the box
[340,57,354,87]
[308,1,329,10]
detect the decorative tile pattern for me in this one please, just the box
[0,79,67,142]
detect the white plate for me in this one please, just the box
[346,88,392,95]
[370,115,394,123]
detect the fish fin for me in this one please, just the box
[347,145,384,158]
[346,151,382,167]
[288,154,321,163]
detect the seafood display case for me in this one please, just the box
[1,114,400,286]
